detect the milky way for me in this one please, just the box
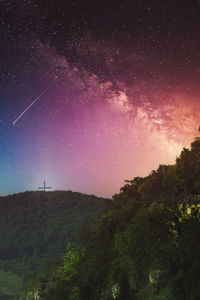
[1,1,200,196]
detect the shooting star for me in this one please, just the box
[13,87,50,125]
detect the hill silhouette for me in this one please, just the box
[0,190,105,295]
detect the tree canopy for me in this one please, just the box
[20,138,200,299]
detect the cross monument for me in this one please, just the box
[38,181,52,192]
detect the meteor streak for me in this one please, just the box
[13,87,49,125]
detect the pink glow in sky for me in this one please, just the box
[15,41,197,197]
[2,37,200,197]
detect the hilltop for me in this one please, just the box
[0,190,105,296]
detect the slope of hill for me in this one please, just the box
[0,190,105,296]
[24,137,200,300]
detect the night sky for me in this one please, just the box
[1,0,200,197]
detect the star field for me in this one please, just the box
[1,0,200,196]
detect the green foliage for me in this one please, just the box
[113,207,179,299]
[62,243,85,281]
[0,191,104,296]
[44,137,200,300]
[0,268,22,296]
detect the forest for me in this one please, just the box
[0,191,103,298]
[21,137,200,300]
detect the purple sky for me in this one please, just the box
[1,1,200,196]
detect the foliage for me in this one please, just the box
[61,243,85,281]
[0,268,22,296]
[0,190,104,296]
[43,137,200,300]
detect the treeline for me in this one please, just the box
[23,137,200,300]
[0,191,103,286]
